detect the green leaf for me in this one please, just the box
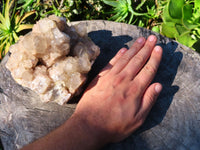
[0,37,9,50]
[136,0,146,10]
[4,0,14,29]
[15,14,21,26]
[103,0,119,7]
[152,26,160,33]
[161,22,179,38]
[162,3,182,24]
[195,28,200,36]
[177,33,197,47]
[127,0,132,5]
[138,20,145,27]
[182,4,197,29]
[183,4,193,21]
[195,0,200,9]
[118,0,126,5]
[18,11,35,25]
[175,24,189,35]
[4,41,10,54]
[0,35,7,41]
[110,11,125,21]
[109,12,121,20]
[168,0,184,19]
[0,13,6,25]
[21,0,34,10]
[162,5,171,22]
[0,23,7,30]
[119,12,128,22]
[4,0,10,23]
[16,24,33,32]
[128,13,134,24]
[12,31,19,42]
[116,11,128,22]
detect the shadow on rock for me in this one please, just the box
[87,30,133,79]
[103,40,183,150]
[72,30,183,150]
[136,41,182,133]
[70,30,133,103]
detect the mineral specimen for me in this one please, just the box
[6,15,100,105]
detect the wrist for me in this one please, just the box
[67,112,109,149]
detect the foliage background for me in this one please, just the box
[0,0,200,149]
[1,0,200,62]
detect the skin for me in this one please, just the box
[21,35,163,150]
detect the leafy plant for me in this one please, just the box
[79,0,110,20]
[16,0,42,22]
[17,0,37,16]
[40,0,69,18]
[39,0,109,21]
[0,0,35,61]
[161,0,200,52]
[102,0,164,31]
[136,0,160,29]
[103,0,147,24]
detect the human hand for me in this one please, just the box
[73,35,163,144]
[21,35,163,150]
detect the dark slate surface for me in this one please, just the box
[0,20,200,150]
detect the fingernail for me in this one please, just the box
[137,37,145,43]
[155,84,162,93]
[154,46,162,53]
[119,48,127,54]
[148,35,156,42]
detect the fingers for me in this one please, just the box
[99,48,128,76]
[110,48,128,65]
[139,83,162,117]
[134,45,162,92]
[109,37,146,75]
[128,44,162,114]
[120,35,157,80]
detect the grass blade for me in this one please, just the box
[16,24,33,32]
[18,11,35,25]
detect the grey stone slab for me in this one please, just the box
[0,20,200,150]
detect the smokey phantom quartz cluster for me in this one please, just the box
[6,15,100,105]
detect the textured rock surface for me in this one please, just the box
[6,15,100,105]
[0,20,200,150]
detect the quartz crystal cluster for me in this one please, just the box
[6,15,100,105]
